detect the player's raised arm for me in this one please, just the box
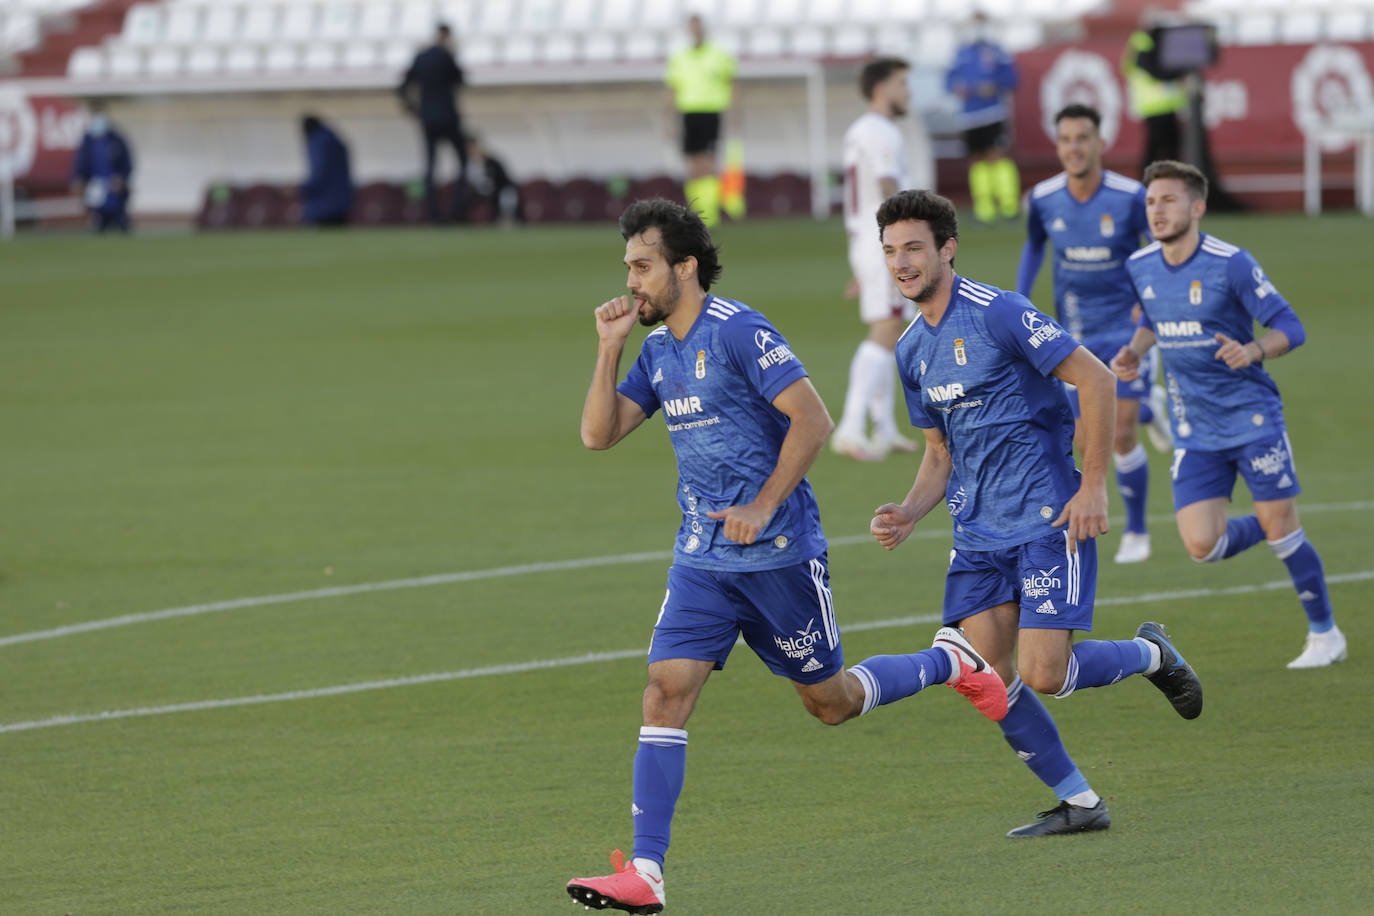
[871,426,951,551]
[707,377,832,545]
[1050,346,1114,548]
[581,295,648,450]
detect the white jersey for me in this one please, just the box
[843,112,908,240]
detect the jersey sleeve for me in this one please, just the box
[1227,250,1292,326]
[616,346,660,418]
[895,344,935,429]
[719,311,810,404]
[983,291,1080,377]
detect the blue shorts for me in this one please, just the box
[1169,432,1302,511]
[1064,353,1153,417]
[647,555,843,684]
[943,531,1097,631]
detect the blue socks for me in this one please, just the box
[1055,639,1150,697]
[1270,528,1336,633]
[631,727,687,866]
[1201,515,1266,562]
[1114,444,1150,535]
[850,648,954,715]
[999,677,1090,800]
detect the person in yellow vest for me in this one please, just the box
[664,14,737,227]
[1121,27,1187,176]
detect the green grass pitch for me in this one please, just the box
[2,212,1372,914]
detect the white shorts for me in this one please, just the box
[848,232,914,324]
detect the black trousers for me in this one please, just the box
[422,119,468,222]
[1141,113,1181,175]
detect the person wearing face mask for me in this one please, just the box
[70,101,134,233]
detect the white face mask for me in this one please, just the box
[88,115,109,137]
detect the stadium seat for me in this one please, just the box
[185,44,220,74]
[240,4,280,43]
[623,30,664,61]
[582,31,618,61]
[748,172,809,216]
[744,28,785,58]
[627,175,683,204]
[504,32,537,65]
[107,45,144,77]
[342,38,379,69]
[558,177,613,221]
[353,181,405,225]
[1233,12,1278,44]
[302,42,339,70]
[145,44,182,76]
[542,31,577,63]
[280,3,318,41]
[66,45,105,78]
[357,2,396,38]
[239,183,290,227]
[396,0,437,40]
[382,38,413,71]
[320,2,356,40]
[1280,10,1323,43]
[163,4,200,45]
[460,32,498,65]
[121,4,163,46]
[1325,8,1370,41]
[557,0,597,31]
[830,23,871,57]
[472,0,517,37]
[202,5,238,44]
[224,44,260,73]
[435,0,476,33]
[518,178,558,222]
[264,42,300,71]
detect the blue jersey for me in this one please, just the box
[1125,234,1289,451]
[896,277,1082,552]
[1024,170,1149,360]
[618,296,828,572]
[945,40,1018,127]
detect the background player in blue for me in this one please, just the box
[1017,104,1171,565]
[945,13,1020,224]
[869,189,1203,837]
[1111,160,1347,669]
[566,199,1006,913]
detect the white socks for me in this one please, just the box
[837,340,894,440]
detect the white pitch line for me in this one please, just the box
[3,572,1369,736]
[4,498,1371,650]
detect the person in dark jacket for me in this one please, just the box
[70,101,134,233]
[299,114,354,226]
[466,134,524,225]
[398,23,467,223]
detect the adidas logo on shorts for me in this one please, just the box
[800,657,823,673]
[1035,600,1058,615]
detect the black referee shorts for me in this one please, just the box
[962,121,1008,155]
[682,112,722,155]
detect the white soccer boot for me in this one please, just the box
[1113,532,1151,564]
[1286,625,1347,669]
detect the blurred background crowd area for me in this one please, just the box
[4,0,1374,229]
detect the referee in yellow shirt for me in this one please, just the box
[665,14,737,227]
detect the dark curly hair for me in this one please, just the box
[618,198,723,291]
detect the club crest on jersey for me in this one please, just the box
[953,337,968,366]
[1099,213,1115,237]
[1189,280,1203,305]
[695,349,706,379]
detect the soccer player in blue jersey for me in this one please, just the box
[1018,104,1172,565]
[566,198,1007,913]
[870,189,1203,837]
[1111,160,1347,669]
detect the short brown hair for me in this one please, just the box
[860,57,909,100]
[1143,159,1208,202]
[876,189,959,251]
